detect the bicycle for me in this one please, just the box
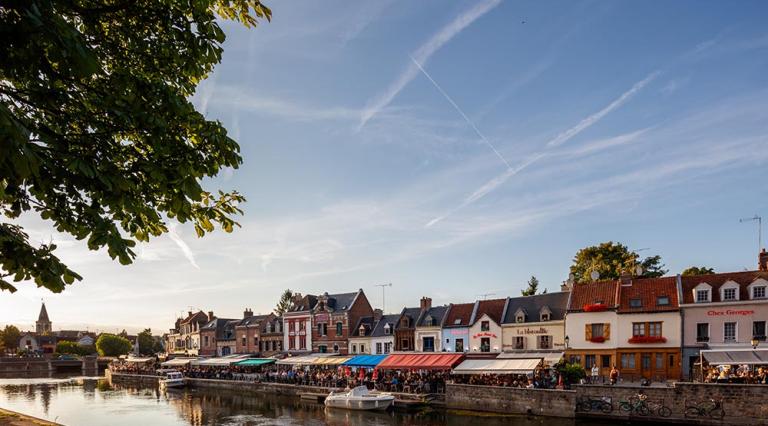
[618,394,650,416]
[684,398,725,419]
[576,396,613,413]
[644,399,672,417]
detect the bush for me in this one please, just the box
[555,361,586,386]
[55,341,96,356]
[95,334,133,356]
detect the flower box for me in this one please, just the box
[589,336,606,343]
[627,336,667,344]
[583,303,608,312]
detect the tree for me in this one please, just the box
[0,325,21,350]
[569,242,667,283]
[137,328,156,356]
[274,289,293,316]
[0,0,272,293]
[55,340,92,356]
[554,361,586,387]
[95,333,132,356]
[521,276,541,296]
[682,266,715,276]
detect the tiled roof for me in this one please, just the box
[288,295,317,313]
[472,298,506,325]
[502,292,569,324]
[568,280,619,312]
[237,314,271,327]
[444,303,475,328]
[617,276,679,313]
[371,314,400,337]
[680,270,768,304]
[180,311,209,325]
[416,305,449,327]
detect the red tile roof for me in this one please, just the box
[680,270,768,304]
[617,276,679,313]
[473,298,506,324]
[568,280,619,312]
[444,303,474,328]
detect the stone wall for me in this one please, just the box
[445,383,576,417]
[107,370,160,385]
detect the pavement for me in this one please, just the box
[0,408,60,426]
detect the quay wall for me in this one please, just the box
[445,383,576,418]
[107,370,161,385]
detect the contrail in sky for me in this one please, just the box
[168,223,200,269]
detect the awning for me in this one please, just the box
[452,358,542,375]
[192,355,252,366]
[343,355,388,367]
[376,353,464,370]
[312,356,352,365]
[124,357,154,363]
[702,349,768,365]
[235,358,276,367]
[277,354,325,366]
[161,358,196,367]
[498,352,563,365]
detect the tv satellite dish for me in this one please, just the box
[635,265,644,276]
[590,271,600,281]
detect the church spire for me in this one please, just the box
[36,302,52,335]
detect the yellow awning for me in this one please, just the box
[312,356,353,365]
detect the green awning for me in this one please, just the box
[235,358,276,367]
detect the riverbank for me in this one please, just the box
[0,408,61,426]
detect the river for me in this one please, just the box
[0,376,612,426]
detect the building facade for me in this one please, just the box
[348,316,376,355]
[235,310,269,354]
[414,301,448,352]
[442,303,475,353]
[283,293,317,353]
[175,311,213,356]
[259,315,283,356]
[394,304,424,352]
[370,314,397,355]
[468,298,507,353]
[311,289,373,354]
[501,292,569,356]
[199,316,235,357]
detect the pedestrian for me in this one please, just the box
[591,364,600,384]
[609,365,619,385]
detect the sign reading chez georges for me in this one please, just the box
[515,327,549,335]
[707,309,755,317]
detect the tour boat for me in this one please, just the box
[324,386,395,411]
[159,370,185,389]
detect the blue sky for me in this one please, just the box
[3,0,768,333]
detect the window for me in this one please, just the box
[629,298,642,308]
[657,296,670,306]
[352,344,357,354]
[696,323,709,342]
[753,286,766,299]
[696,289,710,303]
[538,335,552,349]
[514,336,525,350]
[384,324,391,335]
[317,323,327,336]
[723,288,737,301]
[753,321,766,340]
[655,353,664,370]
[516,315,524,323]
[480,337,491,352]
[384,342,392,353]
[259,341,264,352]
[453,319,462,325]
[621,353,636,369]
[632,323,646,337]
[649,322,662,337]
[481,321,490,331]
[641,354,651,370]
[241,336,246,346]
[585,354,596,368]
[376,343,382,354]
[289,321,295,332]
[401,339,410,350]
[299,321,305,331]
[360,344,365,353]
[336,322,343,336]
[591,323,604,338]
[541,312,550,322]
[569,355,581,365]
[455,338,464,352]
[724,322,737,342]
[318,345,327,353]
[601,355,611,368]
[204,336,209,346]
[423,337,435,352]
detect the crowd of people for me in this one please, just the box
[451,370,560,389]
[703,365,768,384]
[110,360,156,374]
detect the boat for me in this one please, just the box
[324,386,395,411]
[159,370,185,389]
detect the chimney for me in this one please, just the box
[243,308,253,319]
[373,309,383,321]
[620,272,633,287]
[760,249,768,272]
[420,297,432,311]
[188,311,193,317]
[208,311,215,321]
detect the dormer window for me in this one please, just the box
[541,313,550,321]
[694,283,712,303]
[384,324,391,335]
[359,325,366,336]
[539,306,552,322]
[453,319,462,325]
[657,296,670,306]
[516,315,524,323]
[723,288,737,301]
[753,286,767,299]
[748,279,768,300]
[720,281,740,301]
[424,315,433,326]
[696,290,709,303]
[514,307,527,323]
[629,298,642,308]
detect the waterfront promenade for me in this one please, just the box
[0,408,60,426]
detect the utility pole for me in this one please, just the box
[477,293,495,300]
[375,283,392,313]
[740,215,763,254]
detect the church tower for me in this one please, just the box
[36,303,52,335]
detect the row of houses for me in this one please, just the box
[166,250,768,380]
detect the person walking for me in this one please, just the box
[609,365,620,385]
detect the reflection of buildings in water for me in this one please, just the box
[39,384,52,416]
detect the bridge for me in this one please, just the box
[0,356,111,375]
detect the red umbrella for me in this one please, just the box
[372,369,379,380]
[358,367,366,380]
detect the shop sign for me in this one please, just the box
[516,327,549,335]
[707,309,755,316]
[315,313,330,322]
[472,332,497,339]
[447,329,467,336]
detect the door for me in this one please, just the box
[640,353,652,379]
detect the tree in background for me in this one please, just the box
[682,266,715,276]
[0,325,21,350]
[55,341,94,356]
[0,0,271,293]
[569,242,667,283]
[275,289,293,315]
[137,328,156,356]
[521,276,547,296]
[95,333,132,357]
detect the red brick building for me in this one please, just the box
[311,289,373,354]
[283,293,317,353]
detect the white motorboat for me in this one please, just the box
[159,370,185,389]
[324,386,395,411]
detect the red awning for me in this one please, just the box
[376,353,464,370]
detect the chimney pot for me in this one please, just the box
[420,297,432,311]
[373,309,383,321]
[620,272,633,286]
[208,311,215,321]
[760,249,768,272]
[243,308,253,319]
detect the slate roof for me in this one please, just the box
[501,292,569,324]
[201,318,237,339]
[416,305,449,327]
[261,316,282,334]
[398,307,422,329]
[315,291,360,313]
[443,303,475,328]
[287,294,317,313]
[38,303,50,322]
[371,314,400,337]
[568,280,620,312]
[471,298,506,325]
[237,314,271,327]
[680,270,768,304]
[618,276,679,313]
[350,316,376,337]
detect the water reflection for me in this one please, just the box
[0,377,583,426]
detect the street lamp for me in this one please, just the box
[751,337,759,349]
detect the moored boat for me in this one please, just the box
[324,386,394,411]
[159,370,185,389]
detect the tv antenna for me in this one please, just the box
[374,283,392,313]
[477,293,496,300]
[740,215,763,253]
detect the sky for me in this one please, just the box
[2,0,768,334]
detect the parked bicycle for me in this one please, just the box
[576,396,613,413]
[644,398,672,417]
[684,399,725,419]
[618,393,650,416]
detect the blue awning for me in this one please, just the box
[343,355,388,367]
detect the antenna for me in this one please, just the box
[740,215,763,254]
[374,283,392,313]
[477,293,496,300]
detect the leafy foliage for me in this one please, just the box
[274,289,293,316]
[682,266,715,276]
[569,242,667,283]
[137,328,158,356]
[0,0,271,293]
[95,333,132,356]
[521,276,541,296]
[55,340,94,355]
[0,325,21,349]
[554,361,586,386]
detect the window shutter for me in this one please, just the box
[604,323,611,340]
[585,324,592,340]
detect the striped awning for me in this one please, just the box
[452,358,542,375]
[377,353,464,370]
[498,352,563,365]
[343,355,388,367]
[192,355,252,366]
[312,356,352,365]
